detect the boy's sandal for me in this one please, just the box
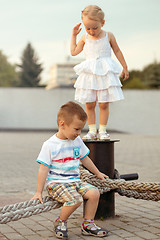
[81,222,108,237]
[99,132,110,141]
[54,220,68,239]
[82,132,97,141]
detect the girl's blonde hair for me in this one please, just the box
[81,5,105,22]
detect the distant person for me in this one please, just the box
[71,5,129,141]
[32,101,109,239]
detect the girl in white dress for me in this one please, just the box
[70,5,129,140]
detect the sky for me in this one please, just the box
[0,0,160,83]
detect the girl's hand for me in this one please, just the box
[121,68,129,81]
[31,192,43,204]
[72,23,82,36]
[96,171,109,181]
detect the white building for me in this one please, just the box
[46,57,83,89]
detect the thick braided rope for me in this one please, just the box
[80,167,160,194]
[0,196,62,224]
[117,189,160,201]
[113,169,160,201]
[1,167,160,224]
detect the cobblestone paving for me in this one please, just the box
[0,131,160,240]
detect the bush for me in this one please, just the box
[122,77,147,89]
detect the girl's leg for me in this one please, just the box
[98,102,110,140]
[98,102,109,125]
[83,102,97,140]
[86,102,96,125]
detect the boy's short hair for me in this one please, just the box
[57,101,87,126]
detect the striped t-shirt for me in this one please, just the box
[37,134,89,186]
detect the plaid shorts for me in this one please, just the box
[46,181,97,206]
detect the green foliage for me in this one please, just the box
[123,61,160,89]
[0,51,19,87]
[123,77,146,89]
[128,70,143,82]
[19,43,43,87]
[142,62,160,88]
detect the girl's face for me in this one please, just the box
[82,15,104,38]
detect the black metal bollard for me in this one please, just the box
[120,173,139,181]
[83,139,119,219]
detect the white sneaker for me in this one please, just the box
[99,132,110,141]
[82,131,97,141]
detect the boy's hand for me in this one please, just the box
[96,172,109,181]
[72,23,82,36]
[31,192,43,204]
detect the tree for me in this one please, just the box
[19,43,43,87]
[0,50,19,87]
[122,62,160,89]
[142,61,160,88]
[122,77,146,89]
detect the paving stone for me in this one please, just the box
[124,237,144,240]
[38,230,54,237]
[112,229,135,238]
[122,225,142,233]
[15,227,35,236]
[136,217,153,224]
[135,230,159,239]
[36,220,53,229]
[141,226,160,234]
[25,224,46,231]
[129,221,148,228]
[0,132,160,240]
[7,222,26,229]
[107,224,121,231]
[24,236,45,240]
[0,225,15,234]
[107,233,124,239]
[3,232,26,240]
[18,218,36,225]
[0,233,8,240]
[150,221,160,228]
[47,237,62,240]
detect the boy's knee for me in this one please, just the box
[93,188,100,199]
[64,199,83,207]
[85,188,100,200]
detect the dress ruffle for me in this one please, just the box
[74,72,122,90]
[74,57,122,76]
[75,86,124,104]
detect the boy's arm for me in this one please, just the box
[31,163,49,203]
[81,156,108,180]
[70,23,85,56]
[108,32,129,81]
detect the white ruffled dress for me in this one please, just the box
[74,33,124,104]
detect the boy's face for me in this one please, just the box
[59,115,86,140]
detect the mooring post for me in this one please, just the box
[83,139,119,219]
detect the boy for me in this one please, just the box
[32,101,108,239]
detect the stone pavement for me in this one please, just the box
[0,131,160,240]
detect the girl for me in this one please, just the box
[70,5,129,140]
